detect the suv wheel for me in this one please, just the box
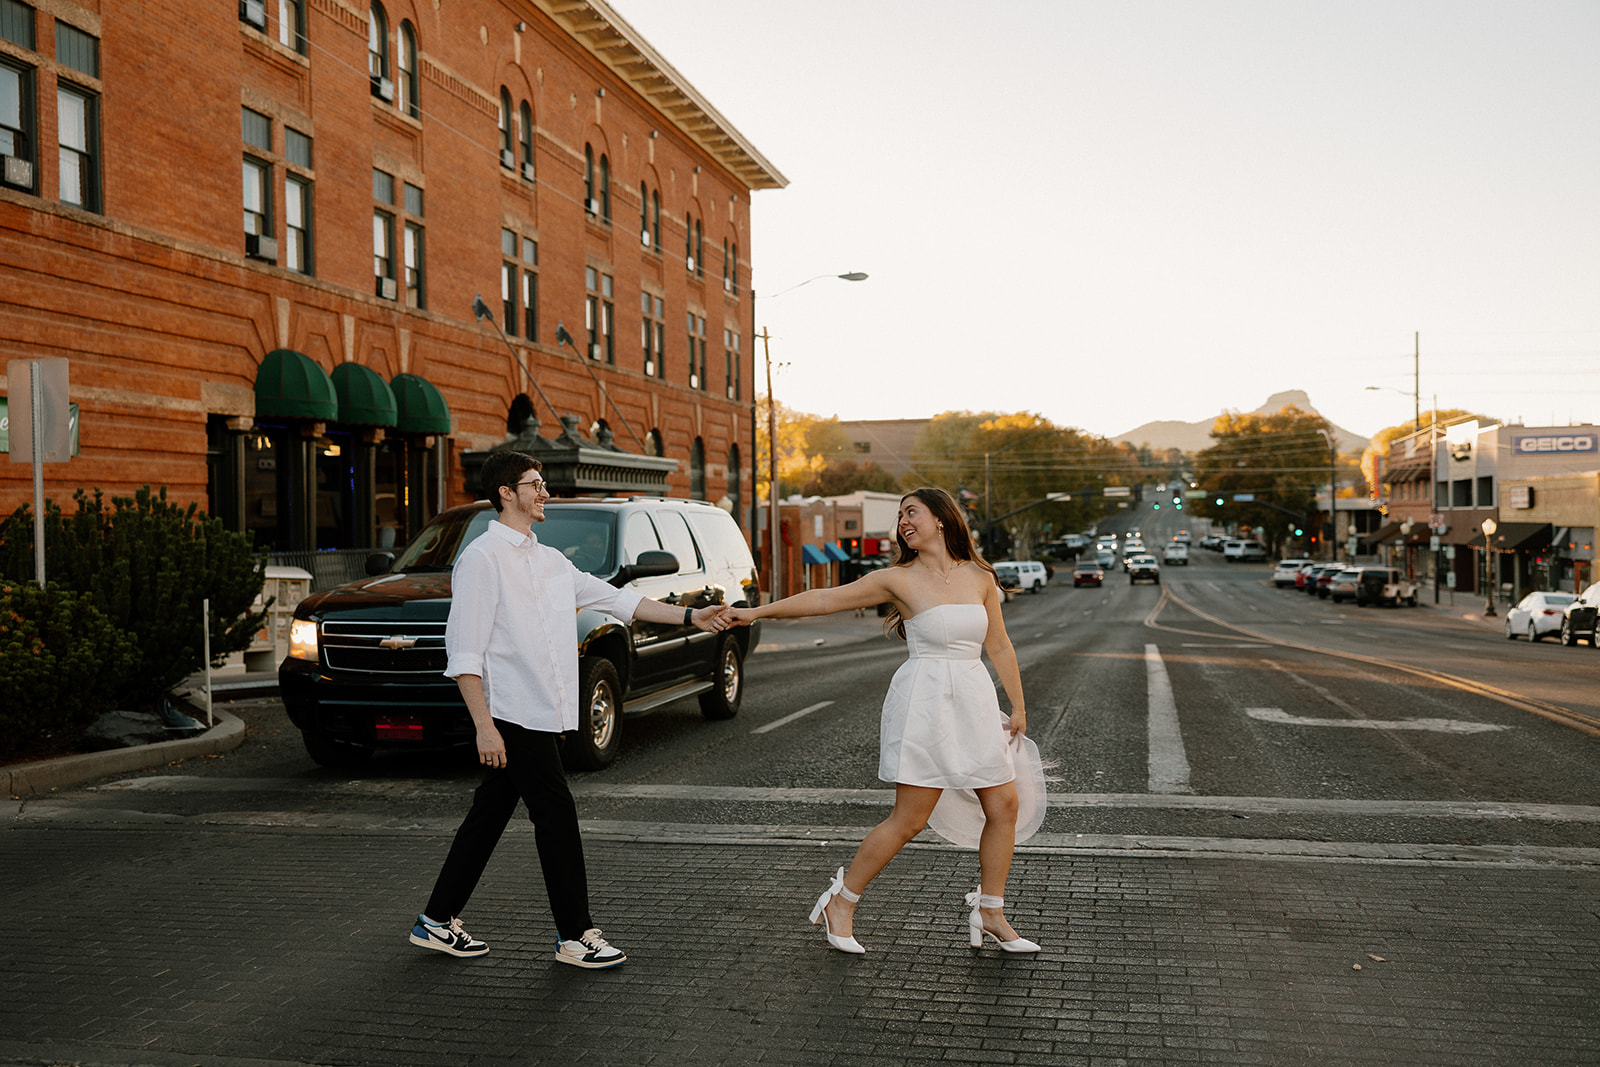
[1561,619,1576,646]
[698,634,744,720]
[565,657,622,771]
[302,730,374,769]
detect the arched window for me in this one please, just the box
[694,219,703,277]
[690,438,706,500]
[368,4,390,95]
[498,89,513,167]
[684,213,695,272]
[584,145,595,213]
[727,444,742,528]
[599,154,610,222]
[397,21,417,117]
[639,182,648,245]
[730,241,739,296]
[721,238,729,291]
[652,189,661,248]
[518,101,533,177]
[646,429,663,457]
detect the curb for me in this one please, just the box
[4,709,246,798]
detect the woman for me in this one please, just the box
[725,487,1040,954]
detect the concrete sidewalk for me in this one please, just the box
[2,811,1596,1066]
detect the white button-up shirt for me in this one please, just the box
[444,518,644,732]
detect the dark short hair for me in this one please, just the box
[480,451,541,513]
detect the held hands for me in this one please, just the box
[723,606,759,628]
[690,604,734,633]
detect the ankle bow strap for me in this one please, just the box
[965,890,1005,909]
[829,866,861,903]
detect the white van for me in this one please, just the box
[994,560,1048,593]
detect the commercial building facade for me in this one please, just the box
[0,0,782,559]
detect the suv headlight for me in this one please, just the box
[289,618,319,661]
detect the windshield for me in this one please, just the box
[389,506,617,576]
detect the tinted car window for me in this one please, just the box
[685,510,755,572]
[620,512,663,565]
[538,508,616,574]
[654,510,703,574]
[392,507,495,571]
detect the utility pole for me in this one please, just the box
[1414,332,1421,433]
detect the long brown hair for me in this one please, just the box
[882,486,999,640]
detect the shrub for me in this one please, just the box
[0,581,139,760]
[0,487,267,709]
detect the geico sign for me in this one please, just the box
[1513,434,1597,455]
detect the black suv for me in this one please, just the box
[280,497,762,770]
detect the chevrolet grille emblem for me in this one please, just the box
[379,635,419,649]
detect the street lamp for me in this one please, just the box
[757,271,868,602]
[1481,517,1498,617]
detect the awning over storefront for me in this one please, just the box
[331,362,397,426]
[825,542,850,562]
[255,348,337,420]
[801,544,829,566]
[1370,521,1406,544]
[1467,522,1552,551]
[391,373,451,433]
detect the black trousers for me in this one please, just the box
[423,721,593,941]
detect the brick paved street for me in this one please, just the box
[2,821,1596,1066]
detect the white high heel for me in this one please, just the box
[966,889,1041,953]
[809,867,865,954]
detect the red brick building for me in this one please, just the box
[0,0,783,552]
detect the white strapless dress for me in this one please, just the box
[878,602,1049,848]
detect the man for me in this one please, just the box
[409,451,729,968]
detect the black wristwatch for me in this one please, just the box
[683,606,693,626]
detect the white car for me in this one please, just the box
[1162,543,1189,565]
[993,560,1048,594]
[1273,558,1313,587]
[1222,539,1244,561]
[1505,591,1576,641]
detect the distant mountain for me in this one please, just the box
[1114,391,1369,456]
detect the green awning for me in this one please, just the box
[255,349,338,420]
[391,373,451,434]
[331,362,398,426]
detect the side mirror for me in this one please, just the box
[365,551,395,576]
[609,549,680,587]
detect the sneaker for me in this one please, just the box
[555,928,626,969]
[409,915,489,958]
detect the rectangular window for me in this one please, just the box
[403,180,422,217]
[285,173,311,273]
[372,167,394,205]
[0,0,35,49]
[403,221,423,308]
[584,268,613,361]
[242,107,271,151]
[0,59,33,192]
[277,0,306,53]
[687,313,706,390]
[373,210,395,298]
[285,126,312,168]
[56,84,97,211]
[520,237,537,341]
[641,292,665,378]
[242,157,269,235]
[601,272,614,363]
[54,22,97,77]
[501,228,518,336]
[724,328,741,400]
[1476,476,1493,508]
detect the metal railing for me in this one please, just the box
[263,548,382,593]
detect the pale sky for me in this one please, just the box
[613,0,1599,442]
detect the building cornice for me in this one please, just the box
[531,0,788,191]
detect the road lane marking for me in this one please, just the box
[1145,644,1191,794]
[1180,642,1269,648]
[750,700,835,735]
[1245,707,1511,734]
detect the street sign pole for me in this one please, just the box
[7,358,71,587]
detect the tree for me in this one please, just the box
[1191,406,1340,553]
[798,460,900,497]
[754,397,855,502]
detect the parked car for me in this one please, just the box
[1505,591,1575,641]
[281,497,762,771]
[1273,558,1314,587]
[1072,559,1104,587]
[1127,554,1161,585]
[1222,539,1244,560]
[1327,566,1361,603]
[1236,542,1268,562]
[1199,535,1223,551]
[994,560,1048,593]
[1300,562,1336,594]
[1559,582,1600,646]
[1293,560,1319,589]
[1354,566,1418,607]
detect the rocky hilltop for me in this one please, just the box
[1114,390,1369,456]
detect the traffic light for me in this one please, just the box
[1215,497,1224,506]
[1294,527,1304,536]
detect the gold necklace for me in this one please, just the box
[920,557,959,583]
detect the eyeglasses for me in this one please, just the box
[513,478,547,492]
